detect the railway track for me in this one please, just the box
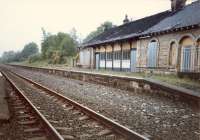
[2,70,148,140]
[3,72,63,140]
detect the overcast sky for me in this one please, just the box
[0,0,194,56]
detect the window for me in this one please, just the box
[100,52,105,60]
[180,36,195,72]
[147,40,158,68]
[114,51,121,60]
[169,42,177,67]
[122,50,130,60]
[106,52,113,60]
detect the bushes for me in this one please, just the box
[41,32,77,64]
[28,54,42,63]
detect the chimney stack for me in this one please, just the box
[123,14,130,24]
[171,0,187,11]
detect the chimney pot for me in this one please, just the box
[171,0,187,11]
[123,14,130,24]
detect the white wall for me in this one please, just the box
[113,60,120,68]
[122,60,130,68]
[100,60,105,68]
[106,61,112,68]
[79,48,93,68]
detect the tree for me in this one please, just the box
[41,31,77,64]
[1,51,17,63]
[20,42,39,60]
[84,21,116,43]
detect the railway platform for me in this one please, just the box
[0,72,10,122]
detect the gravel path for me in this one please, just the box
[7,66,200,140]
[7,72,123,140]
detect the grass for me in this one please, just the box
[10,61,200,92]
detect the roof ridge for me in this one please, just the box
[82,1,200,47]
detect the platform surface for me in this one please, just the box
[0,72,10,121]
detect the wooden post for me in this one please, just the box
[120,43,123,71]
[112,44,114,70]
[94,47,96,69]
[104,46,106,70]
[129,41,132,72]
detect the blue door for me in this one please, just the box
[95,53,100,70]
[147,42,158,68]
[182,47,191,72]
[131,48,137,72]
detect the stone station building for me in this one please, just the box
[79,0,200,75]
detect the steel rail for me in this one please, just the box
[1,71,64,140]
[8,69,149,140]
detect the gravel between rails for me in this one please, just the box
[6,72,124,140]
[6,66,200,140]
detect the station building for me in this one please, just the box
[79,0,200,75]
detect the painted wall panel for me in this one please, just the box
[79,49,91,66]
[113,60,120,68]
[122,60,130,68]
[100,60,105,68]
[106,61,112,68]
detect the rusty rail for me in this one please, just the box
[1,71,64,140]
[6,68,149,140]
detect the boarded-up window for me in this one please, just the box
[147,41,158,68]
[169,42,177,67]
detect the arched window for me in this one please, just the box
[169,41,177,67]
[180,36,195,72]
[147,40,159,68]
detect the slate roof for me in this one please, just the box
[143,0,200,34]
[82,0,200,47]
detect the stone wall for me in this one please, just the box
[137,28,200,72]
[80,28,200,73]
